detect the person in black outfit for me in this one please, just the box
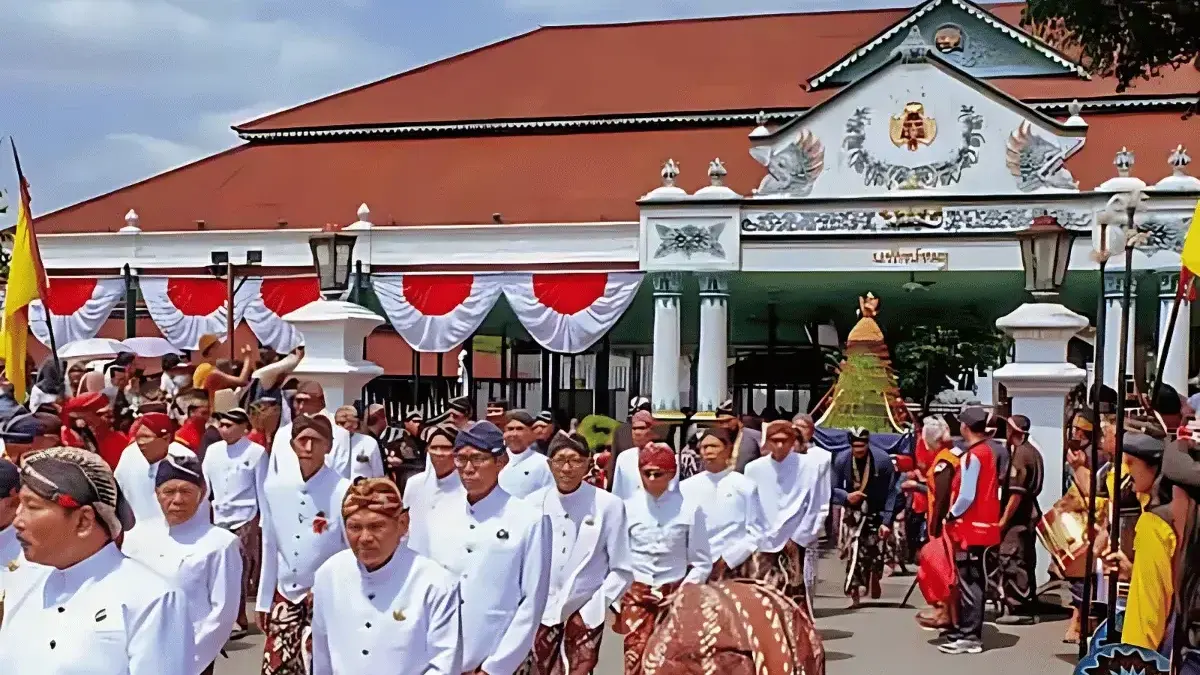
[996,415,1044,624]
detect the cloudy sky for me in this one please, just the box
[0,0,916,223]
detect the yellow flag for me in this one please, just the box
[1181,199,1200,278]
[2,141,48,402]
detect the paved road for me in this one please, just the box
[217,554,1075,674]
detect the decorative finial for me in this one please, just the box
[707,159,727,187]
[1067,99,1083,117]
[1114,147,1134,177]
[755,111,768,126]
[661,159,680,187]
[1169,145,1191,176]
[120,209,141,234]
[357,203,371,221]
[343,202,374,231]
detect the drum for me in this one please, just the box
[1074,643,1169,675]
[1036,502,1091,578]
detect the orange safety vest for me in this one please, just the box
[926,448,961,520]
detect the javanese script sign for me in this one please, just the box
[872,247,949,268]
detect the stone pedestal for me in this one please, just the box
[651,273,683,416]
[696,273,729,414]
[282,299,385,409]
[993,302,1088,585]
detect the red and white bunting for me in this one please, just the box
[140,277,259,350]
[371,274,504,352]
[502,272,642,353]
[29,278,125,346]
[244,277,320,352]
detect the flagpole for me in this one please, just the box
[9,138,62,378]
[1150,272,1191,407]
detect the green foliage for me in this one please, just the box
[891,318,1010,406]
[577,414,620,451]
[822,349,899,434]
[1022,1,1200,93]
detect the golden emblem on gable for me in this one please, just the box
[889,102,937,151]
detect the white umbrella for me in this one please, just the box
[122,337,184,358]
[57,338,133,361]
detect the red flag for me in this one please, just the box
[1178,268,1197,302]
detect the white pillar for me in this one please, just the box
[283,299,385,409]
[651,273,682,414]
[1103,272,1137,392]
[1157,268,1191,396]
[993,302,1088,586]
[696,273,729,413]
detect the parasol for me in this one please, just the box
[122,337,184,358]
[57,338,133,361]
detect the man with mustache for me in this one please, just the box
[0,447,193,673]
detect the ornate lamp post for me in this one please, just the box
[993,215,1089,588]
[1016,214,1078,301]
[307,232,358,300]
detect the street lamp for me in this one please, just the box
[1016,214,1077,301]
[209,250,262,360]
[308,232,358,300]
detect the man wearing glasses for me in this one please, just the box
[528,432,633,674]
[423,420,551,675]
[616,443,712,674]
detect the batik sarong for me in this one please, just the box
[803,545,820,610]
[532,613,605,675]
[232,517,261,618]
[261,592,312,675]
[709,557,755,583]
[640,580,825,675]
[616,581,681,675]
[747,541,808,616]
[841,507,883,598]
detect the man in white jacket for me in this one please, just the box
[269,381,352,479]
[527,432,632,674]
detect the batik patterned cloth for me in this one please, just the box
[233,517,262,603]
[261,592,313,675]
[617,581,681,675]
[532,614,605,675]
[841,508,883,598]
[747,541,809,616]
[640,580,825,675]
[804,545,820,610]
[709,557,755,583]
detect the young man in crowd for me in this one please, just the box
[528,432,632,674]
[202,406,268,640]
[115,411,198,530]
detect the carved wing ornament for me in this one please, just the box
[750,129,826,197]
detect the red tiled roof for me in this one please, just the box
[35,111,1196,235]
[243,3,1170,132]
[234,3,1200,133]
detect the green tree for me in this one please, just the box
[891,317,1010,408]
[1023,1,1200,92]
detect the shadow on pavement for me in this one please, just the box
[819,629,854,642]
[825,651,855,662]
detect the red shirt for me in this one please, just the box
[247,429,268,448]
[63,425,130,470]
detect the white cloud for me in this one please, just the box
[1,0,405,212]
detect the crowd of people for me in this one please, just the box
[0,336,1198,675]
